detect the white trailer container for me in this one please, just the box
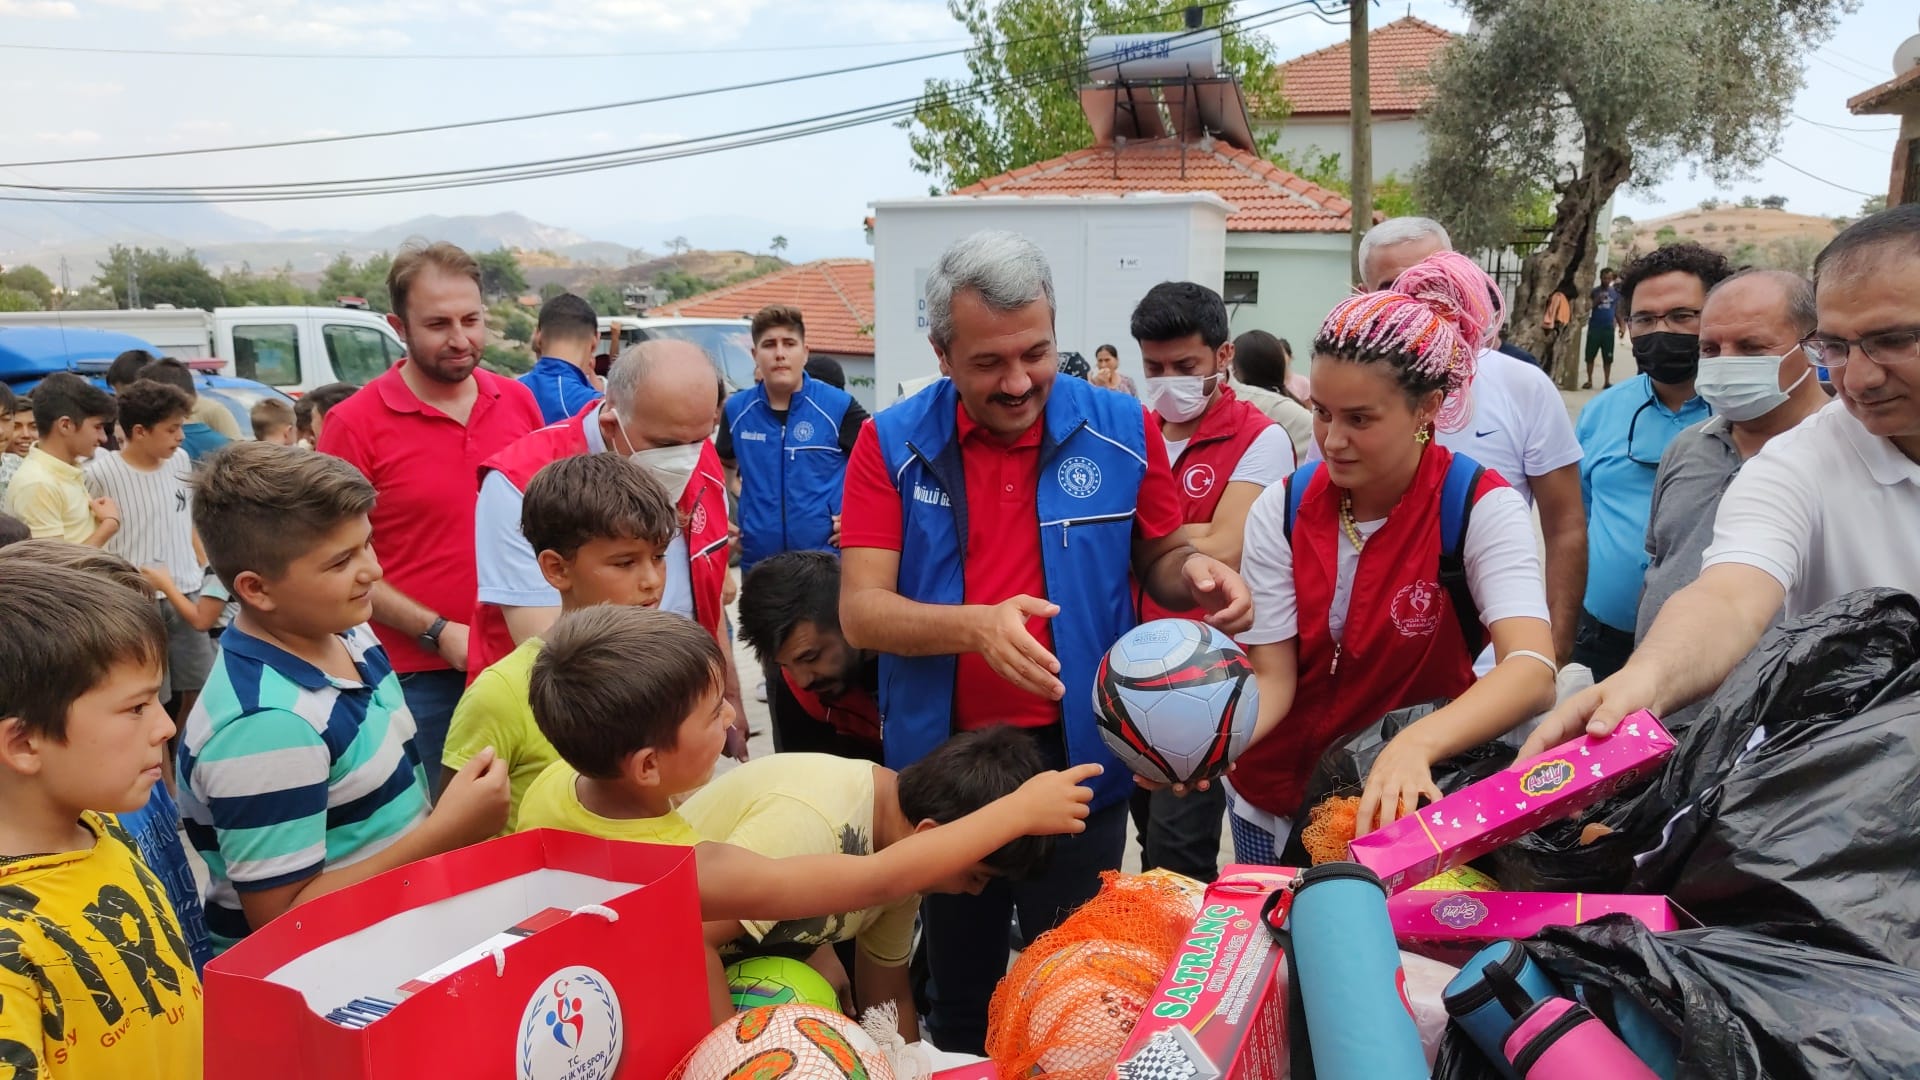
[869,192,1232,407]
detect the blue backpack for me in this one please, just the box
[1280,455,1488,655]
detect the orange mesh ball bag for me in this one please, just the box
[985,871,1196,1080]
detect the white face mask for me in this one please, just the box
[1142,373,1218,423]
[1695,352,1811,423]
[616,413,701,502]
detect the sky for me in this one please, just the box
[0,0,1912,261]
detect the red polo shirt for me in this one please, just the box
[841,401,1184,731]
[317,361,542,672]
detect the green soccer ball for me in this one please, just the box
[723,955,840,1014]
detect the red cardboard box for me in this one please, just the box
[1108,866,1299,1079]
[1349,710,1676,894]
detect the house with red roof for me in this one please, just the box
[1264,16,1455,183]
[649,258,877,405]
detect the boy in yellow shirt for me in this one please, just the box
[517,605,1099,1024]
[442,452,674,828]
[0,562,203,1078]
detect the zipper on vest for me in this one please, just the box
[1330,641,1341,675]
[1041,511,1135,548]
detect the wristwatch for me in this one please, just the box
[417,616,449,653]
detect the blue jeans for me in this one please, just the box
[920,798,1129,1054]
[398,668,466,798]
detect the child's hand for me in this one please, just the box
[140,564,178,592]
[1355,735,1443,837]
[427,746,511,849]
[1010,763,1101,836]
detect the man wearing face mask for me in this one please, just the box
[469,339,749,755]
[1125,281,1291,883]
[1572,243,1728,679]
[1633,269,1825,724]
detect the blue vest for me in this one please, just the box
[724,374,854,572]
[873,376,1143,810]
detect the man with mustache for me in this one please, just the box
[1528,204,1920,755]
[838,230,1253,1054]
[316,241,543,791]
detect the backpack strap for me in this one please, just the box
[1438,454,1488,656]
[1280,462,1322,542]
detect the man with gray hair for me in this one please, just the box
[839,229,1253,1053]
[468,338,747,754]
[1356,215,1588,668]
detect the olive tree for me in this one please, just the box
[1414,0,1852,385]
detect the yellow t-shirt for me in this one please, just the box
[0,812,204,1079]
[680,754,918,966]
[5,446,94,543]
[515,761,703,846]
[443,636,555,832]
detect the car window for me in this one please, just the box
[232,324,301,387]
[636,325,756,390]
[324,324,398,385]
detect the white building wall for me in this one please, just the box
[1259,115,1428,181]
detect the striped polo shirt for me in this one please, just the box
[177,623,429,952]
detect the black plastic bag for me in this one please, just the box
[1493,589,1920,894]
[1277,699,1514,867]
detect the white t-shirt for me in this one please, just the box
[1701,399,1920,620]
[82,448,203,593]
[1433,349,1584,505]
[1239,480,1547,647]
[473,403,694,620]
[1164,425,1296,490]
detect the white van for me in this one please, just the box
[596,316,756,392]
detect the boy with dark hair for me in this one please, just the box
[294,381,357,448]
[5,372,118,546]
[0,561,203,1077]
[737,550,881,761]
[0,512,27,547]
[85,379,215,718]
[0,383,20,499]
[136,357,232,461]
[9,393,36,456]
[518,604,1099,1026]
[105,348,160,394]
[443,452,677,828]
[250,398,297,445]
[522,292,606,423]
[178,443,509,952]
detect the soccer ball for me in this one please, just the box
[1093,619,1259,786]
[724,955,840,1013]
[678,1003,894,1080]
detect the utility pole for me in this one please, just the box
[1348,0,1373,284]
[57,256,69,310]
[126,260,140,310]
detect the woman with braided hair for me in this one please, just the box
[1217,251,1558,863]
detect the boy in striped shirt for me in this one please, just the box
[177,443,509,952]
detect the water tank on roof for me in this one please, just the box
[1085,31,1222,83]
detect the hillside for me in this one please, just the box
[1618,206,1841,271]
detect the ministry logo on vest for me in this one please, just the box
[792,419,817,443]
[1389,580,1443,637]
[517,965,622,1080]
[1057,456,1102,498]
[1181,463,1216,499]
[690,503,709,536]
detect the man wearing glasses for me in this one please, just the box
[1572,244,1729,679]
[1525,204,1920,756]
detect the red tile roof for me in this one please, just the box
[951,138,1359,232]
[649,259,874,356]
[1272,16,1454,116]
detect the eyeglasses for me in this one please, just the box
[1798,328,1920,369]
[1626,309,1701,334]
[1624,398,1663,468]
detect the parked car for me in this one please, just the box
[596,316,756,392]
[0,326,294,437]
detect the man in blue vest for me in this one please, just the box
[718,304,870,574]
[518,292,605,424]
[840,231,1253,1054]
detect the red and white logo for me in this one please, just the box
[1389,580,1443,637]
[1181,463,1217,499]
[689,504,709,536]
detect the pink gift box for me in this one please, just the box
[1390,890,1689,956]
[1348,710,1676,894]
[931,1064,999,1080]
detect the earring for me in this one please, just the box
[1414,428,1431,445]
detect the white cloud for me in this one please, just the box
[505,0,766,35]
[0,0,78,16]
[802,0,950,42]
[33,129,102,145]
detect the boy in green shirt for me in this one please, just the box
[442,452,675,828]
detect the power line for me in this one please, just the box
[0,0,1253,170]
[1767,152,1877,199]
[0,2,1340,205]
[1790,114,1891,153]
[1792,112,1896,135]
[0,37,969,61]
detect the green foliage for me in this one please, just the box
[318,253,394,312]
[902,0,1284,191]
[653,268,711,301]
[93,245,226,310]
[1269,149,1423,219]
[0,288,43,312]
[1860,194,1888,216]
[1760,194,1788,210]
[475,248,529,302]
[499,306,536,344]
[1,266,55,308]
[221,264,314,307]
[1655,226,1681,244]
[1701,222,1720,232]
[481,342,533,376]
[585,283,628,316]
[770,235,789,255]
[1699,198,1722,211]
[1740,195,1760,208]
[539,282,568,302]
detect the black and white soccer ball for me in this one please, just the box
[1092,619,1259,786]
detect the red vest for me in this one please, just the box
[782,670,883,745]
[1137,388,1275,622]
[467,407,731,677]
[1231,443,1505,817]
